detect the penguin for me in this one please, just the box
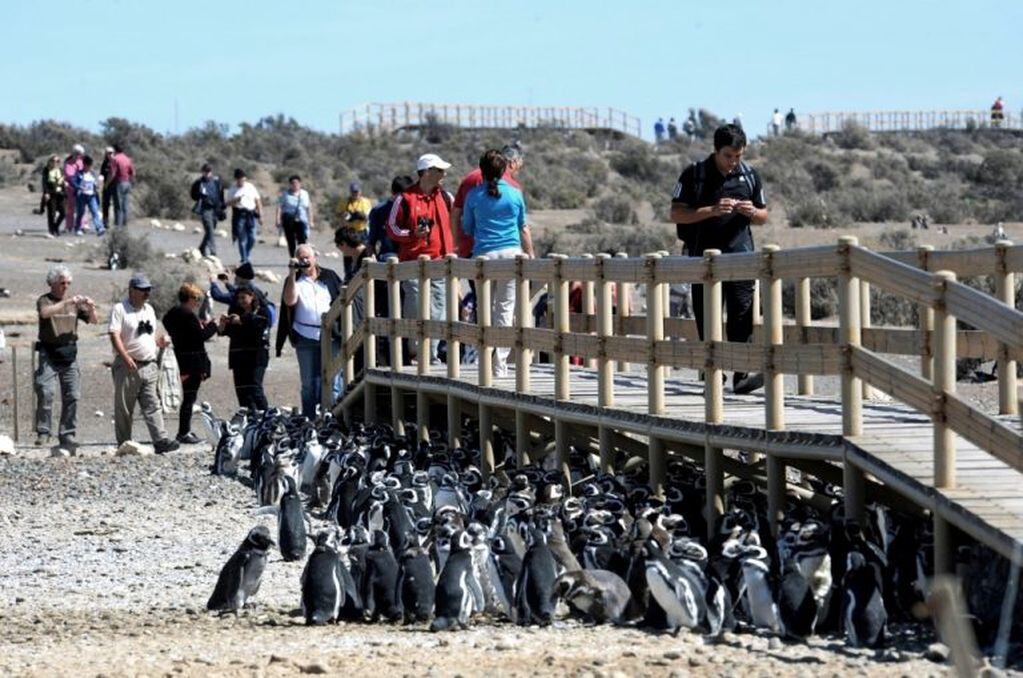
[361,530,402,622]
[515,523,559,626]
[207,525,274,612]
[278,475,308,562]
[642,538,706,634]
[301,532,345,625]
[555,569,633,625]
[397,545,436,624]
[490,534,523,615]
[740,547,785,635]
[212,420,243,476]
[432,529,484,631]
[842,551,887,648]
[778,558,817,640]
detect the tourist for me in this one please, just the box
[226,169,262,264]
[100,147,117,226]
[654,118,666,143]
[73,155,105,236]
[34,265,97,450]
[276,175,313,257]
[63,144,84,233]
[190,163,226,257]
[209,262,267,307]
[218,283,271,410]
[991,96,1005,127]
[771,108,783,137]
[460,150,531,377]
[386,153,456,365]
[108,273,179,453]
[367,175,415,261]
[667,118,678,140]
[109,144,135,227]
[785,108,797,132]
[162,283,218,444]
[338,181,372,236]
[277,244,343,418]
[670,123,768,394]
[451,144,532,261]
[42,155,66,236]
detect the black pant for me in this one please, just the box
[282,216,307,257]
[179,372,204,437]
[233,365,268,411]
[46,193,66,235]
[102,182,118,226]
[692,279,754,345]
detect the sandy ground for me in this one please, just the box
[0,183,1009,676]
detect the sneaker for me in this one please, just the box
[154,439,180,454]
[34,434,51,447]
[176,432,203,445]
[58,438,78,454]
[733,372,765,395]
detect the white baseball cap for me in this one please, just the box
[72,144,85,154]
[416,153,451,172]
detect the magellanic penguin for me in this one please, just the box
[555,569,634,625]
[740,546,785,635]
[432,529,484,632]
[361,530,403,622]
[207,525,275,612]
[301,531,349,625]
[515,523,559,626]
[397,545,436,624]
[278,476,308,562]
[842,551,887,648]
[642,538,706,634]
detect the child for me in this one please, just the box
[73,155,105,236]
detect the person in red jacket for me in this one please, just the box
[386,153,455,364]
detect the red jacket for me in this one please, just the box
[386,184,455,261]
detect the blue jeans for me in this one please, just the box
[232,210,258,263]
[115,181,131,226]
[295,334,341,419]
[75,193,104,233]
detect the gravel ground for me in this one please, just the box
[0,184,1007,676]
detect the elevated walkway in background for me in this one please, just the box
[801,109,1023,134]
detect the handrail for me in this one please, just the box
[322,240,1023,541]
[802,109,1023,134]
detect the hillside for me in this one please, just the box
[1,115,1022,257]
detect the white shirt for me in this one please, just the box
[228,181,260,211]
[109,300,158,361]
[772,112,783,126]
[292,276,332,340]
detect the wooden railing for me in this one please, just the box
[321,240,1023,563]
[339,102,643,139]
[802,109,1023,134]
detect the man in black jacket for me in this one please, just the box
[277,244,343,418]
[190,163,225,257]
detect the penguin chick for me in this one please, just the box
[207,526,274,612]
[555,569,633,625]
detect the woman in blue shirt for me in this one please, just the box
[462,150,532,377]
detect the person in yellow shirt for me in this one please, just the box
[336,181,372,234]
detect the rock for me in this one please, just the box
[301,663,329,674]
[200,255,225,275]
[94,410,104,418]
[925,643,950,663]
[215,229,229,239]
[192,227,203,234]
[255,269,281,284]
[688,656,704,667]
[0,434,14,455]
[180,248,204,264]
[50,448,70,459]
[150,219,162,228]
[116,441,153,457]
[172,222,186,232]
[768,637,783,651]
[663,651,681,660]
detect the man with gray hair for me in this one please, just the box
[34,265,97,450]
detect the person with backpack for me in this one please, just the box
[386,153,456,365]
[73,155,105,236]
[669,123,768,395]
[190,163,226,257]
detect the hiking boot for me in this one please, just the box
[733,372,765,395]
[154,439,180,455]
[176,432,203,445]
[34,434,51,447]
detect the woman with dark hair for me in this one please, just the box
[218,283,271,410]
[276,175,314,257]
[461,149,531,377]
[162,283,218,443]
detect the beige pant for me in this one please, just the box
[112,357,167,445]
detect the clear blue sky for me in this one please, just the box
[2,0,1019,139]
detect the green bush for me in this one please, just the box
[786,195,850,229]
[832,121,875,150]
[592,194,636,224]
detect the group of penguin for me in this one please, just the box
[200,404,938,646]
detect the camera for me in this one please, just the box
[289,258,311,270]
[346,211,367,222]
[416,216,433,233]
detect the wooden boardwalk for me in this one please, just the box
[364,363,1023,563]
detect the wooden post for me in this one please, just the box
[515,254,531,467]
[476,258,493,388]
[386,256,404,436]
[752,278,762,328]
[762,245,785,535]
[859,280,877,400]
[995,240,1018,415]
[551,254,570,485]
[796,277,814,395]
[416,255,431,441]
[321,303,338,415]
[933,513,952,576]
[581,254,596,369]
[703,249,723,539]
[596,253,614,473]
[933,270,957,489]
[445,254,461,449]
[364,268,376,370]
[658,250,671,378]
[342,300,354,387]
[615,252,631,373]
[646,254,666,496]
[838,236,864,523]
[918,245,935,380]
[12,346,19,442]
